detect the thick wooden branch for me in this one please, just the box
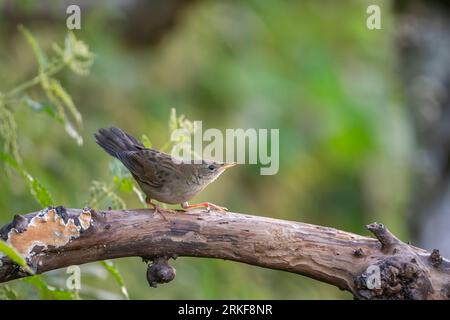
[1,206,449,299]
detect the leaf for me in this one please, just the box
[113,176,134,193]
[109,159,130,178]
[141,134,152,148]
[0,151,20,170]
[0,285,18,300]
[18,25,47,72]
[0,151,54,207]
[100,260,129,300]
[24,276,77,300]
[52,43,64,57]
[22,96,63,123]
[110,160,136,194]
[88,180,126,210]
[64,32,94,75]
[50,79,82,125]
[22,171,54,207]
[0,102,21,162]
[0,241,34,274]
[39,75,83,145]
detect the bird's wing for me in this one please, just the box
[117,149,167,189]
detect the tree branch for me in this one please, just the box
[1,206,449,299]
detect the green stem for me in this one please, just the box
[3,60,67,99]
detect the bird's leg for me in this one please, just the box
[146,197,167,221]
[181,201,228,212]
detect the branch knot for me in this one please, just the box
[145,256,176,288]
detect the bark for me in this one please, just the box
[0,206,449,299]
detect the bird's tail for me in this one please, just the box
[94,127,144,158]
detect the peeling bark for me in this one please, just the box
[0,206,449,299]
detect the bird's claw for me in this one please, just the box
[206,204,228,212]
[146,198,173,221]
[153,206,168,221]
[179,202,231,213]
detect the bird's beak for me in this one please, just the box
[221,162,237,170]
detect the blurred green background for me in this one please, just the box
[0,0,413,299]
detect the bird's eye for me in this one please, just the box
[208,164,215,171]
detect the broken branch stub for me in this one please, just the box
[353,223,447,299]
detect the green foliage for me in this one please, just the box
[168,108,195,143]
[0,102,21,163]
[24,276,78,300]
[100,260,129,299]
[0,27,128,301]
[0,285,18,300]
[40,76,83,145]
[18,25,48,72]
[22,96,63,123]
[23,171,54,208]
[0,151,19,170]
[0,151,54,207]
[162,108,201,162]
[141,134,153,148]
[0,240,34,274]
[0,236,78,300]
[0,26,94,300]
[113,176,134,193]
[0,26,93,207]
[88,180,127,210]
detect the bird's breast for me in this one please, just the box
[140,179,205,204]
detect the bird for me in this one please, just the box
[94,127,235,214]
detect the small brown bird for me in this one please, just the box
[94,127,235,213]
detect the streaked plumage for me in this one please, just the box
[94,127,234,210]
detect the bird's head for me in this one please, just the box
[196,160,236,184]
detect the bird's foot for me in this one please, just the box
[146,198,173,221]
[180,202,228,213]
